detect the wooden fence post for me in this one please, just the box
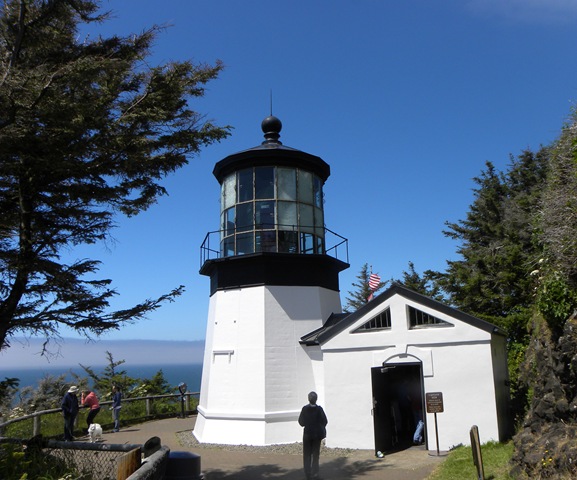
[33,415,41,436]
[117,447,142,480]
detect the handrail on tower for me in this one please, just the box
[200,225,349,268]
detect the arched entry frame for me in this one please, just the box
[371,351,428,454]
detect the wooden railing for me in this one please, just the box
[0,392,199,437]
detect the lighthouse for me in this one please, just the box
[193,116,349,445]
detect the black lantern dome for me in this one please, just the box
[200,117,348,294]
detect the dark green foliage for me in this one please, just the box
[0,0,230,352]
[17,373,70,413]
[140,369,173,396]
[432,149,550,425]
[78,351,173,400]
[439,150,548,323]
[535,275,577,336]
[0,377,19,415]
[78,350,137,399]
[344,263,388,312]
[396,261,445,301]
[0,442,77,480]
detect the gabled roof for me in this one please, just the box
[300,312,350,346]
[300,282,506,346]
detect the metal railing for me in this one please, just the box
[0,392,199,438]
[200,224,349,265]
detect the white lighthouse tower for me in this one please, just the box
[193,116,349,445]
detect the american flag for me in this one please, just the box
[368,273,381,291]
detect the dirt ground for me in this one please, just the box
[101,416,446,480]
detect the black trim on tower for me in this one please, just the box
[213,148,331,183]
[200,253,349,296]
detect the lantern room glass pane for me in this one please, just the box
[316,236,323,254]
[299,203,314,233]
[236,203,253,232]
[256,231,277,252]
[238,169,253,202]
[278,168,296,201]
[298,170,313,204]
[236,232,254,255]
[279,231,298,253]
[300,233,315,254]
[256,201,275,229]
[255,166,275,199]
[224,207,235,237]
[278,201,297,229]
[223,174,236,210]
[314,206,324,239]
[313,176,322,208]
[221,237,235,257]
[314,207,324,229]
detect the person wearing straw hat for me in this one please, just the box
[61,385,80,441]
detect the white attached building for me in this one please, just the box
[193,116,511,453]
[300,282,512,452]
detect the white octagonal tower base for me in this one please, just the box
[193,284,341,445]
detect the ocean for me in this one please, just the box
[0,363,203,393]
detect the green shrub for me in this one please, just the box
[0,442,79,480]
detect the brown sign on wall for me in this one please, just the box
[426,392,444,413]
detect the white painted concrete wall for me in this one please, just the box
[195,286,509,450]
[194,285,341,445]
[321,293,506,451]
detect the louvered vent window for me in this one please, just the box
[408,305,453,329]
[353,308,391,332]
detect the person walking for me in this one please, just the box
[111,385,122,432]
[61,385,80,441]
[81,389,101,430]
[298,391,328,480]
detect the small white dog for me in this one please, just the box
[88,423,103,443]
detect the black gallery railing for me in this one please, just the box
[200,224,349,266]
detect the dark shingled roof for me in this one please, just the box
[300,282,505,346]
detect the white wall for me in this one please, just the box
[320,293,504,451]
[196,287,509,450]
[194,285,341,445]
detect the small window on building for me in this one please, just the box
[353,308,392,332]
[408,305,453,329]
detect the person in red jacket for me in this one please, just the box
[81,390,101,430]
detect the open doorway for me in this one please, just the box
[371,362,424,454]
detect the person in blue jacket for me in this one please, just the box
[111,385,122,432]
[298,391,328,480]
[61,385,80,441]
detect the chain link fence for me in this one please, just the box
[0,436,169,480]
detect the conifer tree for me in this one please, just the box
[437,150,549,426]
[79,351,136,396]
[0,0,230,352]
[397,261,444,301]
[344,263,387,312]
[439,151,548,331]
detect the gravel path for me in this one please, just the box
[176,430,360,457]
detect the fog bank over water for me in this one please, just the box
[0,337,204,368]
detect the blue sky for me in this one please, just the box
[6,0,577,360]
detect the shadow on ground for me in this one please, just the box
[204,456,386,479]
